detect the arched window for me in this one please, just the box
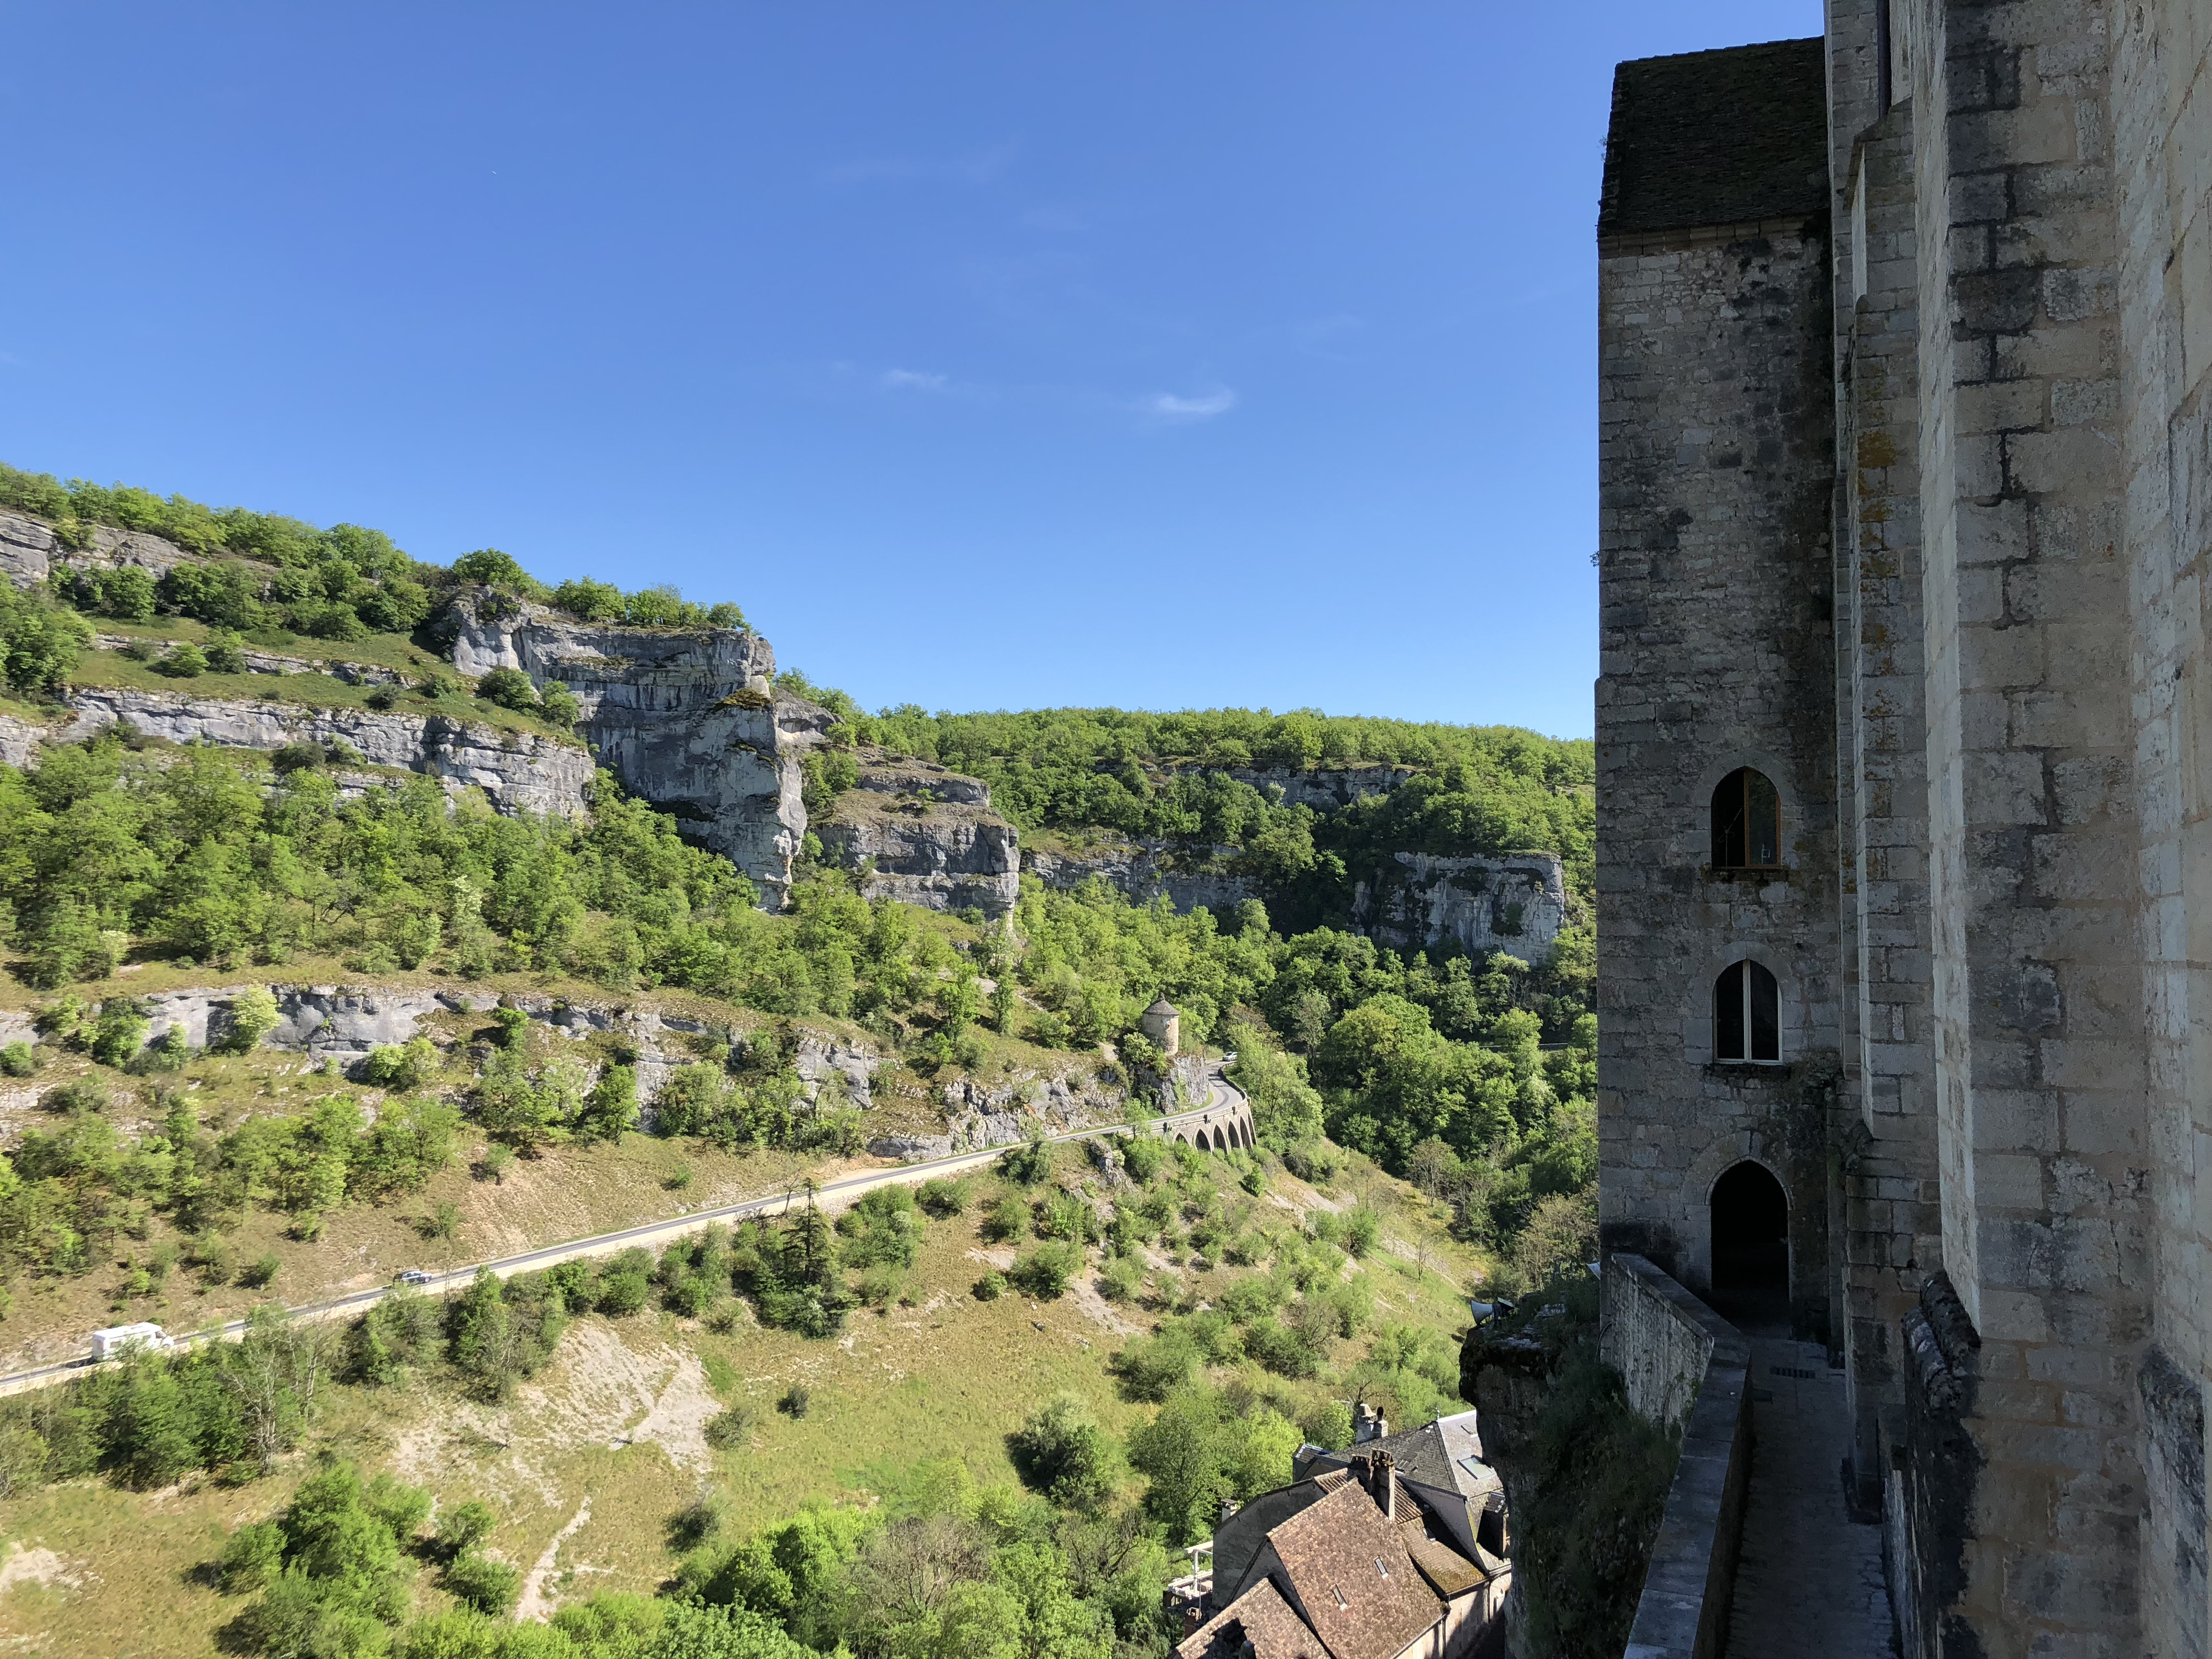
[1715,959,1781,1062]
[1710,768,1781,868]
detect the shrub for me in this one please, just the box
[972,1272,1005,1302]
[476,667,540,713]
[434,1499,496,1562]
[1110,1325,1201,1402]
[777,1384,811,1419]
[269,742,324,774]
[151,643,208,678]
[442,1551,522,1616]
[242,1253,281,1288]
[1010,1241,1081,1300]
[915,1177,968,1217]
[87,1000,148,1068]
[979,1192,1026,1244]
[1097,1256,1144,1303]
[705,1406,756,1451]
[219,987,281,1053]
[451,549,535,591]
[1118,1134,1166,1186]
[204,632,248,674]
[0,1042,37,1078]
[1011,1393,1115,1508]
[998,1131,1054,1186]
[359,1037,438,1090]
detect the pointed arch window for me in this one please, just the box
[1715,959,1781,1063]
[1711,768,1782,868]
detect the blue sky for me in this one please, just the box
[0,2,1819,739]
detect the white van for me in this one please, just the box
[88,1322,174,1361]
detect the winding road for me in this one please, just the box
[0,1065,1253,1399]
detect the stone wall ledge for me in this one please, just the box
[1608,1253,1751,1659]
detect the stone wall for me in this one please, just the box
[1601,6,2212,1651]
[1606,1254,1754,1659]
[1594,181,1842,1331]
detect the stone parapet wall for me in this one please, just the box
[1602,1251,1728,1433]
[1609,1254,1752,1659]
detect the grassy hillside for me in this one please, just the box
[0,460,1595,1656]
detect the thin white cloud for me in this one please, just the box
[881,368,949,392]
[1145,387,1238,422]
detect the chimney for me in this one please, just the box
[1371,1450,1396,1521]
[1353,1402,1387,1444]
[1219,1497,1242,1526]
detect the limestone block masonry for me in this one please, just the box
[1598,10,2212,1657]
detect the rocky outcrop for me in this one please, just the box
[58,688,594,817]
[1224,764,1416,810]
[813,752,1020,917]
[1351,851,1568,962]
[1024,837,1260,916]
[445,593,830,906]
[127,985,489,1057]
[0,512,211,590]
[0,715,43,769]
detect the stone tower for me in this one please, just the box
[1139,998,1180,1058]
[1597,6,2212,1655]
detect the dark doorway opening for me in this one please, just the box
[1709,1161,1790,1333]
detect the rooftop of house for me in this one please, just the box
[1187,1458,1490,1659]
[1306,1410,1502,1507]
[1598,36,1830,238]
[1177,1577,1331,1659]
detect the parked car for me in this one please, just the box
[88,1322,174,1361]
[395,1269,435,1287]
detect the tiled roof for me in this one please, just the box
[1265,1480,1444,1659]
[1598,38,1830,237]
[1177,1578,1330,1659]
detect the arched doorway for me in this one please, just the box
[1709,1161,1790,1332]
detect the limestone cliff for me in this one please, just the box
[444,593,834,905]
[812,751,1020,917]
[59,687,594,817]
[1023,836,1259,915]
[1350,851,1568,962]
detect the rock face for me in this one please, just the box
[0,511,208,590]
[813,752,1020,917]
[1024,837,1259,916]
[445,594,831,905]
[58,688,595,817]
[1225,764,1416,810]
[1351,852,1569,962]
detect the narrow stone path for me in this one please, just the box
[1722,1337,1895,1659]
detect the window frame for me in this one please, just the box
[1710,767,1784,870]
[1713,958,1782,1064]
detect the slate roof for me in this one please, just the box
[1146,998,1178,1015]
[1399,1517,1489,1599]
[1265,1479,1444,1659]
[1598,37,1830,237]
[1310,1412,1502,1506]
[1177,1578,1330,1659]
